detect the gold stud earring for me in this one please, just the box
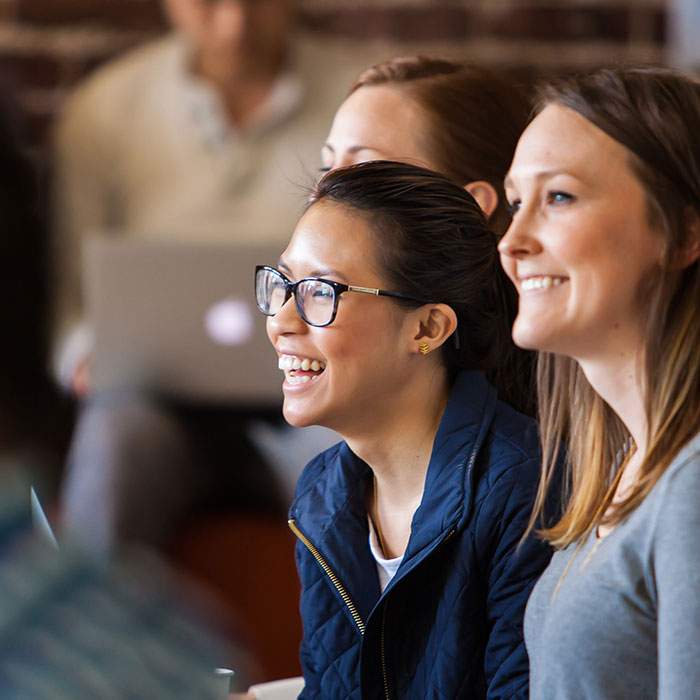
[419,341,429,356]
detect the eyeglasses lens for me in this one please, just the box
[256,268,287,315]
[256,269,336,326]
[297,280,335,326]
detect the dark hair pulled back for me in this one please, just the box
[310,160,534,415]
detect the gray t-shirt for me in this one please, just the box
[525,432,700,700]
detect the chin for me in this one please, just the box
[282,402,319,429]
[511,319,551,352]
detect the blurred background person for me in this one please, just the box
[52,0,369,557]
[323,56,530,237]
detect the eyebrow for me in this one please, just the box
[311,268,349,282]
[321,143,380,157]
[277,260,349,283]
[504,169,571,189]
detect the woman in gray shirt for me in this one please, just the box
[498,67,700,699]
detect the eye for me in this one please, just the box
[505,198,521,216]
[547,190,575,206]
[317,166,331,174]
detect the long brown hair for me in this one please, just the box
[349,56,530,236]
[527,67,700,547]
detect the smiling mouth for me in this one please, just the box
[278,354,326,385]
[520,275,568,291]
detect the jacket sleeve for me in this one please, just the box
[476,454,554,700]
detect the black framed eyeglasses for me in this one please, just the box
[255,265,422,327]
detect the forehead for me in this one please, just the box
[282,201,383,279]
[508,103,636,186]
[328,86,431,154]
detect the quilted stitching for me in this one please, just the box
[292,372,554,699]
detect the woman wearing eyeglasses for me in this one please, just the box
[256,161,554,699]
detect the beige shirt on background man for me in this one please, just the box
[52,32,376,386]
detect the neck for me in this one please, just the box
[579,350,648,458]
[193,49,287,127]
[344,368,450,559]
[347,371,449,498]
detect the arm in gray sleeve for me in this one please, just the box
[652,451,700,699]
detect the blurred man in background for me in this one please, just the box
[52,0,362,555]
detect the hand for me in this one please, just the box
[72,355,93,398]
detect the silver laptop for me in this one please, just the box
[83,237,284,405]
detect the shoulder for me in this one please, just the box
[483,398,542,481]
[291,34,388,108]
[469,399,545,528]
[57,35,180,133]
[650,434,700,535]
[294,440,344,500]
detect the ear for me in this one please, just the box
[674,206,700,269]
[411,304,458,356]
[465,180,499,220]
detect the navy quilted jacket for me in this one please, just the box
[289,371,553,700]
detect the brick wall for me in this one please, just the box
[0,0,669,153]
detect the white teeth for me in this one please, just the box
[284,371,323,385]
[286,374,311,385]
[277,354,326,373]
[521,276,565,291]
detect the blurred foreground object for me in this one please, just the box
[0,84,245,699]
[0,468,242,699]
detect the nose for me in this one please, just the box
[266,296,307,343]
[498,211,542,260]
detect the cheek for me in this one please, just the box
[265,318,276,344]
[323,308,401,368]
[499,255,518,285]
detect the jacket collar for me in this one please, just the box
[402,370,496,564]
[290,371,498,619]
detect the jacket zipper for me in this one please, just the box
[378,527,456,700]
[288,518,365,634]
[380,600,389,699]
[290,516,458,696]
